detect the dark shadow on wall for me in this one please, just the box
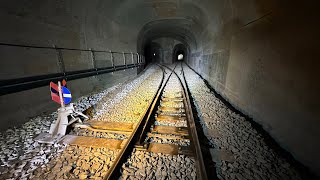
[209,18,235,93]
[143,42,162,64]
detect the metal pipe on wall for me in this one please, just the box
[0,43,145,96]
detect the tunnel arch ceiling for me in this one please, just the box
[107,0,209,53]
[136,18,198,55]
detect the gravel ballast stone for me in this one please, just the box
[182,64,311,180]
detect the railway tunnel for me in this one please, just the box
[0,0,320,179]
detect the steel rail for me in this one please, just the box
[135,63,178,145]
[102,62,206,179]
[105,64,167,179]
[161,63,208,180]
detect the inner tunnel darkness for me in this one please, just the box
[0,0,320,179]
[143,42,162,65]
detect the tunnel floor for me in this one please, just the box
[0,64,314,179]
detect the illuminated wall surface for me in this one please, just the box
[0,0,320,176]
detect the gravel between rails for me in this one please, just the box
[119,65,195,180]
[146,137,190,146]
[182,64,307,180]
[154,120,187,127]
[121,149,196,180]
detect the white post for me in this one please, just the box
[136,53,139,65]
[58,81,65,108]
[110,51,114,74]
[123,52,126,67]
[131,52,134,69]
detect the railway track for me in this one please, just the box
[110,63,207,179]
[31,63,207,179]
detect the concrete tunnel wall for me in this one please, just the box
[0,1,142,132]
[186,0,320,175]
[0,0,320,176]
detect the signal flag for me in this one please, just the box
[50,81,72,105]
[50,82,61,104]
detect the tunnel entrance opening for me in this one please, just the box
[136,19,198,65]
[143,39,188,64]
[172,43,188,63]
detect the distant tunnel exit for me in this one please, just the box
[173,43,188,63]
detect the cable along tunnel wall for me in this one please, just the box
[0,43,145,96]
